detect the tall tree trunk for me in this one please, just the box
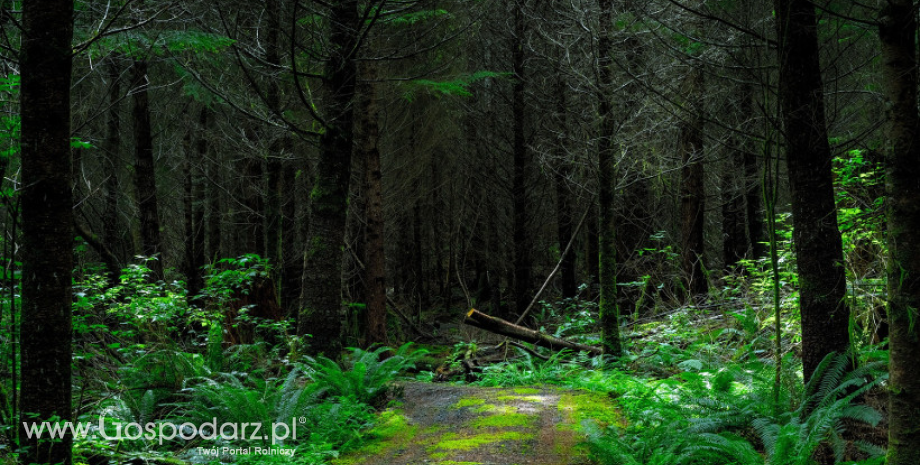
[412,200,427,311]
[185,109,208,301]
[242,128,265,256]
[879,2,920,463]
[511,0,532,317]
[722,156,747,268]
[585,201,600,298]
[280,161,301,313]
[355,60,387,347]
[131,59,164,279]
[553,78,577,299]
[597,0,621,356]
[204,109,223,262]
[103,57,122,279]
[265,0,284,278]
[774,0,849,381]
[741,84,766,259]
[298,0,360,356]
[19,1,74,463]
[678,60,707,299]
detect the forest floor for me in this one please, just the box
[332,382,620,465]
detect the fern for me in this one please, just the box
[684,352,885,465]
[300,343,426,406]
[586,422,688,465]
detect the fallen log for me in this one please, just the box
[463,308,604,356]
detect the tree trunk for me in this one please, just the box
[265,0,285,278]
[464,309,603,355]
[204,109,223,262]
[597,0,621,356]
[412,200,427,311]
[298,0,360,356]
[879,2,920,463]
[741,84,766,259]
[356,59,388,347]
[722,156,747,269]
[678,63,707,298]
[131,59,164,279]
[553,78,577,299]
[19,1,74,463]
[242,128,265,256]
[102,57,122,279]
[185,109,208,301]
[774,0,849,382]
[511,0,532,317]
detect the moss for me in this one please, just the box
[469,412,536,429]
[453,397,487,409]
[434,462,483,465]
[557,392,624,431]
[473,403,512,414]
[331,409,417,465]
[512,388,540,395]
[431,432,533,452]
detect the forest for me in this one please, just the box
[2,0,919,464]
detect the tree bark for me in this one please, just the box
[19,1,74,463]
[511,0,532,317]
[131,59,164,280]
[185,109,207,301]
[355,59,388,347]
[265,0,285,279]
[597,0,621,356]
[741,84,766,259]
[204,109,223,261]
[678,61,707,298]
[774,0,849,382]
[242,128,265,256]
[102,57,122,277]
[722,157,747,268]
[553,78,577,299]
[879,2,920,463]
[298,0,361,356]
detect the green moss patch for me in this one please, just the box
[557,392,624,431]
[472,403,514,414]
[431,431,534,452]
[512,388,540,395]
[331,409,417,465]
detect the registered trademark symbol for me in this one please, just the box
[298,417,306,424]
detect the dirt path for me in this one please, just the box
[333,382,621,465]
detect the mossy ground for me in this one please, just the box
[333,382,618,465]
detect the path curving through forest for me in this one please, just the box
[333,382,621,465]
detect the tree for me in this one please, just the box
[510,0,533,317]
[355,57,387,347]
[131,55,165,280]
[879,1,920,462]
[773,0,849,381]
[18,1,74,464]
[678,59,707,298]
[597,0,621,356]
[298,0,363,355]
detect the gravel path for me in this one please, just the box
[333,382,617,465]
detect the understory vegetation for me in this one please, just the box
[0,212,892,465]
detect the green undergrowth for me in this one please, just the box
[452,294,890,465]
